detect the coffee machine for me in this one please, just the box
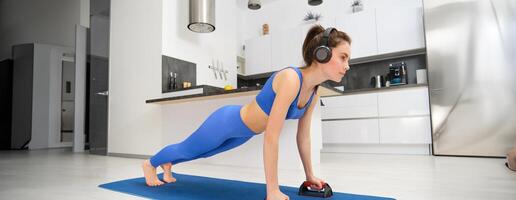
[387,61,408,86]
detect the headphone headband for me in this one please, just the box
[320,28,336,48]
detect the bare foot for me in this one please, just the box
[161,162,177,183]
[142,159,164,186]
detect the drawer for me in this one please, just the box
[321,106,378,119]
[322,119,379,144]
[378,87,430,117]
[379,116,431,144]
[321,93,378,119]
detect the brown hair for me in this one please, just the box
[300,25,351,68]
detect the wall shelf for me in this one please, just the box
[350,48,426,65]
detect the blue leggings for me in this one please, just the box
[150,105,257,167]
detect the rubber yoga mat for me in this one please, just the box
[99,173,395,200]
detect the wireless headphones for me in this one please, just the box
[313,27,336,63]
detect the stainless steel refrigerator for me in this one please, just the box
[424,0,516,157]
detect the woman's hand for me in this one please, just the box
[266,189,289,200]
[306,176,326,190]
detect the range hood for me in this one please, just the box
[188,0,215,33]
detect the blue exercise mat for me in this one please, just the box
[99,173,394,200]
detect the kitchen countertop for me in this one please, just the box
[146,85,259,104]
[146,83,428,104]
[146,83,343,104]
[330,83,428,97]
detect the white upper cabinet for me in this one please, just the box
[375,7,425,54]
[245,35,272,75]
[241,6,424,75]
[271,26,304,72]
[335,9,378,59]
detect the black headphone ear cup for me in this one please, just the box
[314,46,332,63]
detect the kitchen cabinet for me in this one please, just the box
[322,119,379,144]
[244,6,424,74]
[271,26,303,71]
[377,87,430,144]
[375,7,425,54]
[379,116,431,144]
[244,35,272,75]
[334,7,424,59]
[377,87,429,117]
[321,93,378,119]
[335,9,378,59]
[321,86,431,153]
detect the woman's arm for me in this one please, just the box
[263,70,299,194]
[296,90,319,180]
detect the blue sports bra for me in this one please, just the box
[255,66,317,119]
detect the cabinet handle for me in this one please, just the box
[96,91,109,96]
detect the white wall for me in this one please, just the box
[162,0,238,89]
[236,0,423,57]
[0,0,89,60]
[109,0,163,155]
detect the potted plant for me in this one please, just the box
[303,11,322,24]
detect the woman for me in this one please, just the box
[142,24,351,200]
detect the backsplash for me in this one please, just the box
[162,55,196,93]
[330,54,427,90]
[237,54,427,92]
[237,76,269,88]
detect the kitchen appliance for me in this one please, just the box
[416,69,427,84]
[387,61,407,85]
[424,0,516,157]
[370,75,384,88]
[248,0,261,10]
[188,0,215,33]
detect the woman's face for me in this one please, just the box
[322,41,351,82]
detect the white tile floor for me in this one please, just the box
[1,148,515,200]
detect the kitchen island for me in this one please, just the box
[147,82,431,169]
[146,84,340,170]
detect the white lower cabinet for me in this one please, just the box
[379,116,431,144]
[322,119,379,144]
[321,87,432,154]
[321,93,378,119]
[378,87,429,117]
